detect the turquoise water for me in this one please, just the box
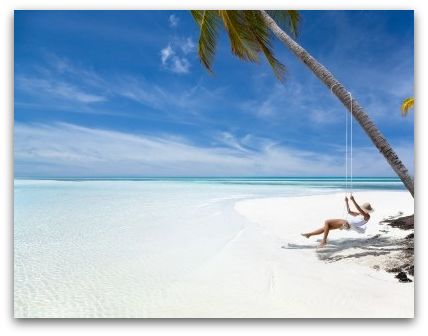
[14,177,404,317]
[20,176,405,190]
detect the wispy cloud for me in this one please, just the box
[116,77,167,110]
[14,122,412,177]
[180,37,195,54]
[114,76,225,123]
[15,54,111,109]
[160,37,195,74]
[214,132,251,153]
[170,57,190,74]
[15,55,223,123]
[16,76,106,104]
[160,44,174,65]
[49,55,106,88]
[169,14,179,28]
[241,80,340,126]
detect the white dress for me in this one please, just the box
[345,214,368,233]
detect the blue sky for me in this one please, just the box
[14,10,414,177]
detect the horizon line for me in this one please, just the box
[14,176,401,179]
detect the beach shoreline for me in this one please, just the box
[230,190,414,318]
[14,182,414,318]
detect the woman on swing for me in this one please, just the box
[301,195,374,248]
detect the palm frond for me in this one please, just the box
[190,10,300,81]
[401,97,414,117]
[266,10,300,37]
[191,10,220,72]
[286,10,300,36]
[218,10,259,62]
[244,11,286,81]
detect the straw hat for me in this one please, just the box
[362,202,374,213]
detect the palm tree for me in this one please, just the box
[401,97,414,117]
[191,10,414,197]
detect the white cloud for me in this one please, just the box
[160,37,195,74]
[242,82,307,119]
[49,55,105,89]
[114,76,222,120]
[170,57,190,74]
[16,56,218,120]
[16,76,106,103]
[14,122,413,177]
[116,80,166,110]
[180,37,195,54]
[160,44,191,74]
[168,14,179,28]
[215,132,250,152]
[15,55,110,106]
[160,44,174,65]
[350,143,414,177]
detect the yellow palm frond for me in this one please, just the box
[401,97,414,117]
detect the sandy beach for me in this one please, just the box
[152,190,414,318]
[14,180,414,318]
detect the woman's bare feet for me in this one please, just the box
[301,233,310,239]
[318,241,326,248]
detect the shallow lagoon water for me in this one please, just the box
[14,177,404,317]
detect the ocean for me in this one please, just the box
[14,177,405,317]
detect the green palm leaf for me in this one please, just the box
[266,10,300,37]
[217,10,259,62]
[243,11,285,80]
[191,10,299,81]
[191,10,220,72]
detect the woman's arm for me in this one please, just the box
[350,195,369,219]
[345,197,359,216]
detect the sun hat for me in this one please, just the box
[361,202,374,213]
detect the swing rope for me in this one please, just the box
[330,84,353,217]
[345,91,348,195]
[349,92,353,196]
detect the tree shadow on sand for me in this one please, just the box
[283,235,406,261]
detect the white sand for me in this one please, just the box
[15,182,414,317]
[153,191,414,318]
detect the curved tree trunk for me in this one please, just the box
[261,11,414,197]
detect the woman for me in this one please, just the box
[301,195,374,248]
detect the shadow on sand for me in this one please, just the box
[283,235,405,261]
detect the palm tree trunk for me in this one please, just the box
[261,11,414,197]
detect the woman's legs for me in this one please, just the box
[302,219,346,247]
[302,227,324,238]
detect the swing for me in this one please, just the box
[295,85,372,247]
[331,83,368,234]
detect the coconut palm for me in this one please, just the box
[191,10,414,196]
[401,97,414,117]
